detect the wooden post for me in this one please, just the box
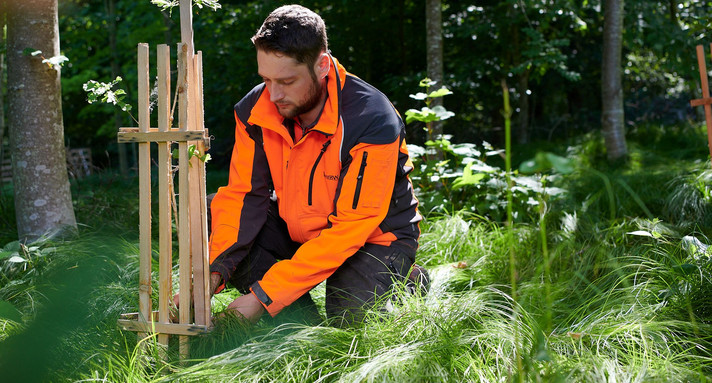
[137,43,151,336]
[690,44,712,166]
[156,43,172,348]
[177,41,192,360]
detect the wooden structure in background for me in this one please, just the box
[117,0,211,359]
[691,44,712,166]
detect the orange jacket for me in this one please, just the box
[209,55,421,316]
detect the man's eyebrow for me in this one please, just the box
[258,73,296,82]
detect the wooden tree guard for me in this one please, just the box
[691,44,712,166]
[116,39,211,358]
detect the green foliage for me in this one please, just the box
[409,137,564,222]
[82,76,133,115]
[151,0,222,12]
[22,48,69,70]
[405,78,454,140]
[172,144,211,163]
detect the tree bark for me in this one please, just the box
[0,5,6,183]
[426,0,444,142]
[601,0,628,162]
[7,0,77,241]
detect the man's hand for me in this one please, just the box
[226,293,266,324]
[172,273,223,312]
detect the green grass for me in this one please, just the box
[1,125,712,381]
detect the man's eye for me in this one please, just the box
[282,81,294,86]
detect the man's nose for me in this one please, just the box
[269,84,284,102]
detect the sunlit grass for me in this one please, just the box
[1,126,712,381]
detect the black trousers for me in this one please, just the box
[210,197,416,325]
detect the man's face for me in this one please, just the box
[257,49,324,120]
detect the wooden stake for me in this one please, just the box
[692,44,712,166]
[177,41,192,360]
[190,51,211,327]
[137,43,152,337]
[157,44,172,348]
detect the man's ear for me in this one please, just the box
[316,53,330,79]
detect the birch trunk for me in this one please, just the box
[7,0,77,241]
[601,0,628,161]
[426,0,444,144]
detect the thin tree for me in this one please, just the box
[6,0,77,241]
[601,0,628,161]
[426,0,444,145]
[0,1,6,181]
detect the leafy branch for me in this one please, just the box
[151,0,221,12]
[172,144,211,164]
[405,78,454,141]
[22,48,68,70]
[83,77,137,124]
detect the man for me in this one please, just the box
[206,4,426,325]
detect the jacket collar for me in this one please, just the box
[247,54,347,137]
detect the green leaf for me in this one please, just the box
[3,241,21,252]
[453,161,486,189]
[409,92,428,101]
[519,151,574,174]
[0,251,14,260]
[626,230,654,238]
[23,48,41,56]
[42,55,69,68]
[418,78,436,88]
[8,255,27,263]
[544,152,574,174]
[405,107,440,124]
[432,105,455,120]
[428,87,453,98]
[0,300,22,322]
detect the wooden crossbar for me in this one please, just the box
[117,128,207,143]
[119,41,210,361]
[691,44,712,166]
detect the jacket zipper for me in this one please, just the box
[308,140,332,206]
[352,151,368,209]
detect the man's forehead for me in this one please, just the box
[257,50,308,77]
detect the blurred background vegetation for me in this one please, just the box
[53,0,710,170]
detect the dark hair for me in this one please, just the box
[251,4,328,69]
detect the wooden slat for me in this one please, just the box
[190,51,211,327]
[117,129,205,143]
[180,0,194,55]
[690,97,712,107]
[696,44,712,165]
[118,320,209,336]
[137,43,152,332]
[177,41,192,359]
[157,44,173,348]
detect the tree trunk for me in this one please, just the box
[426,0,444,142]
[105,0,129,177]
[7,0,77,241]
[0,5,6,183]
[669,0,677,24]
[517,69,530,144]
[601,0,628,162]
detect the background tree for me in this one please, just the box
[426,0,444,146]
[50,0,710,172]
[0,4,6,177]
[6,0,77,240]
[602,0,628,161]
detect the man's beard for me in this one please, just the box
[277,77,324,119]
